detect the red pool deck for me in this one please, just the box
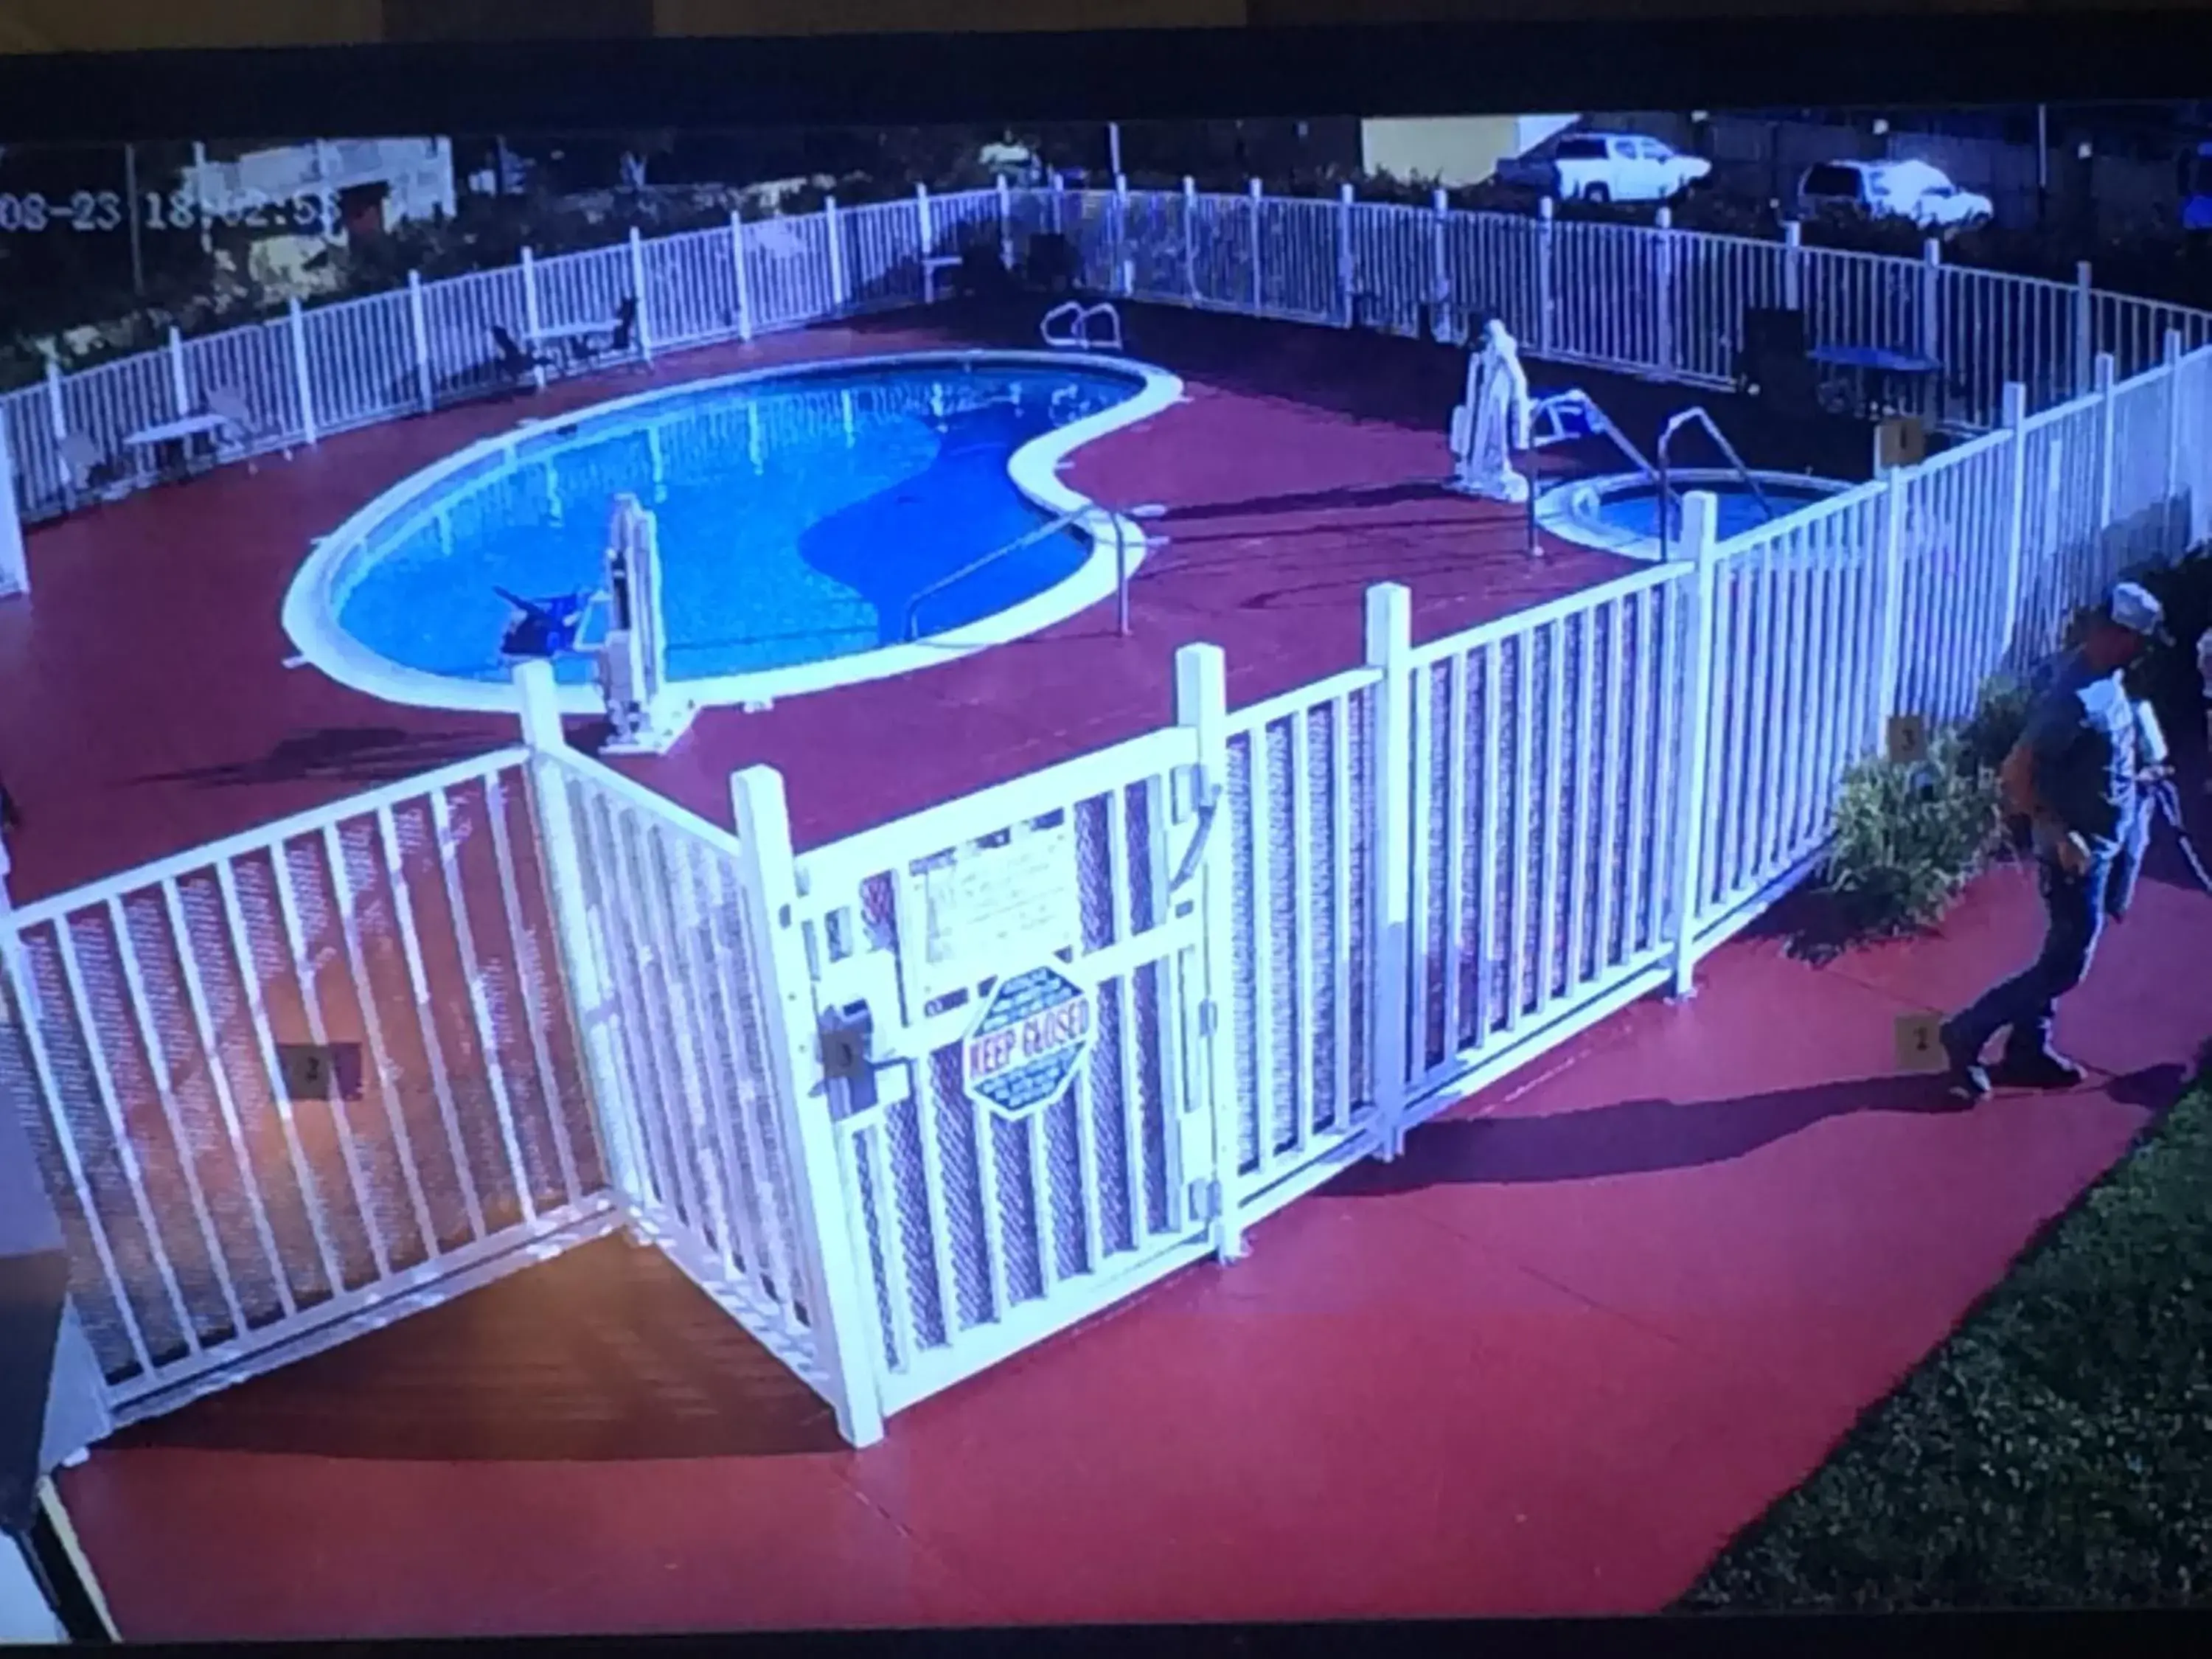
[10,301,2207,1634]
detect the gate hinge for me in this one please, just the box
[1189,1177,1222,1222]
[1197,998,1219,1039]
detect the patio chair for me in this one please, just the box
[490,324,558,386]
[204,386,288,472]
[56,431,116,508]
[1022,232,1082,296]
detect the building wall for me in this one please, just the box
[0,1538,62,1644]
[1359,114,1577,185]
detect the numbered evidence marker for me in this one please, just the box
[1893,1012,1949,1075]
[1885,712,1930,766]
[276,1042,363,1102]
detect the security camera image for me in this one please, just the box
[2,108,2211,1639]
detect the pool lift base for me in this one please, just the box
[593,491,698,757]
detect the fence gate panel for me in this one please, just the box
[0,752,617,1425]
[543,756,834,1399]
[795,728,1216,1416]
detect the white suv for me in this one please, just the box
[1795,159,1994,232]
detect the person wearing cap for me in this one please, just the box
[1939,580,2172,1101]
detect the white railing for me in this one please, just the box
[13,178,2212,547]
[0,747,620,1424]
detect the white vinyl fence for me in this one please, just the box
[7,171,2212,1450]
[12,177,2212,560]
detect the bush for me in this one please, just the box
[1814,728,2006,952]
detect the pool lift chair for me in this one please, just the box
[593,492,698,756]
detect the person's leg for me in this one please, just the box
[1943,852,2109,1092]
[1994,852,2110,1081]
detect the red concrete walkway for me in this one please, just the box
[54,848,2210,1636]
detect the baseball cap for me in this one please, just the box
[2107,581,2172,644]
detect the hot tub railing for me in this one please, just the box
[1657,406,1775,560]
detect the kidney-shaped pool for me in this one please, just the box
[283,350,1183,714]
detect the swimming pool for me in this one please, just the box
[283,351,1184,715]
[1535,468,1853,560]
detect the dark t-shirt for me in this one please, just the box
[2022,650,2140,849]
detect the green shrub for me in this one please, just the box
[1818,729,2006,949]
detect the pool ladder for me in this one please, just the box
[1656,406,1775,559]
[902,500,1169,644]
[1042,301,1124,353]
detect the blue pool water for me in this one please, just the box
[333,359,1147,686]
[1590,479,1842,544]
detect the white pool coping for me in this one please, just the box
[1535,467,1854,563]
[280,349,1187,719]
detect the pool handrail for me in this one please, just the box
[902,500,1168,644]
[1657,406,1775,560]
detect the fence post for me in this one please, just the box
[406,270,436,412]
[1871,468,1911,757]
[1781,220,1803,313]
[1172,642,1248,1264]
[1050,171,1067,236]
[1181,175,1200,304]
[0,415,27,599]
[511,661,650,1225]
[1246,178,1264,316]
[1666,493,1721,1001]
[729,210,754,342]
[2163,329,2185,560]
[166,326,192,417]
[286,296,319,447]
[1430,186,1451,343]
[41,355,67,496]
[824,194,847,311]
[1919,237,1944,423]
[1997,381,2029,664]
[1653,206,1675,377]
[729,765,888,1449]
[1336,182,1358,330]
[2073,260,2094,397]
[1536,196,1557,359]
[995,174,1014,271]
[1363,583,1413,1156]
[627,227,655,364]
[518,248,546,391]
[1113,173,1133,296]
[914,184,936,305]
[2093,350,2118,580]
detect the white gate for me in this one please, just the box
[0,750,619,1424]
[528,744,876,1439]
[792,717,1229,1416]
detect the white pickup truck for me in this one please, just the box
[1795,159,1995,232]
[1495,132,1713,204]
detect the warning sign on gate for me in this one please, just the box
[961,964,1096,1121]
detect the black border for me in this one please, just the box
[0,15,2209,143]
[6,12,2212,1659]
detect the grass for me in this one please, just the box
[1680,1053,2212,1613]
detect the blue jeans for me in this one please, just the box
[1950,807,2143,1061]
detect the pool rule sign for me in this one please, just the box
[961,964,1096,1121]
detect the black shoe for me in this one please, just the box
[1938,1020,1991,1102]
[1992,1048,2087,1091]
